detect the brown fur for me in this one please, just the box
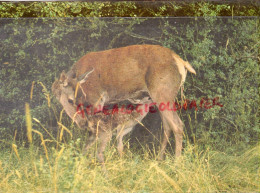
[53,44,196,161]
[83,100,150,163]
[53,78,150,163]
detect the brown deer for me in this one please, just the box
[53,44,196,160]
[82,99,151,163]
[52,79,151,163]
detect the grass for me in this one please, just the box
[0,140,258,193]
[0,85,258,193]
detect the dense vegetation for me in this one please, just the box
[0,1,259,18]
[0,2,259,192]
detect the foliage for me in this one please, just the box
[0,2,259,192]
[0,16,258,150]
[0,1,259,18]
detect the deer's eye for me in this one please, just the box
[68,98,74,104]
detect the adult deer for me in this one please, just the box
[53,44,196,160]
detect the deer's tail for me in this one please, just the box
[172,53,196,75]
[183,61,196,74]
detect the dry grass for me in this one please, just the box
[0,141,258,193]
[0,84,258,193]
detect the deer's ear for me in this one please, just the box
[59,71,69,86]
[59,70,67,81]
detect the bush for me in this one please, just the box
[0,16,258,150]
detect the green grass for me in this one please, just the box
[0,141,258,193]
[0,87,258,192]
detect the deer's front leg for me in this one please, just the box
[82,131,97,155]
[96,129,112,164]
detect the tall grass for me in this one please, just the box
[0,141,259,192]
[0,83,258,192]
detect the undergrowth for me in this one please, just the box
[0,81,259,192]
[0,141,258,192]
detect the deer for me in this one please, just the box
[52,44,196,161]
[52,79,151,164]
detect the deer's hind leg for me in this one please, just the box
[157,111,183,160]
[116,125,134,158]
[147,71,183,159]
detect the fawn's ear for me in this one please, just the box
[59,70,68,86]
